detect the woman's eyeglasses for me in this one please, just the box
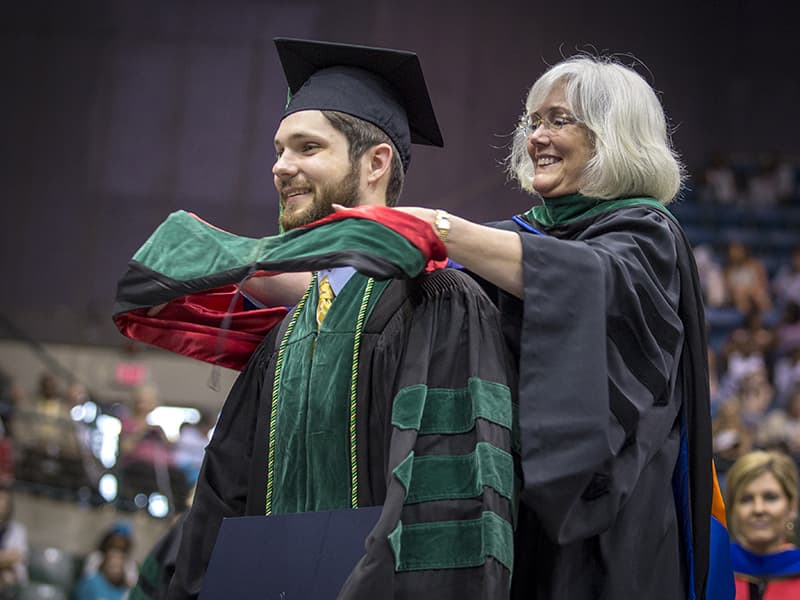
[518,110,581,136]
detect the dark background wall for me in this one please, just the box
[1,0,798,346]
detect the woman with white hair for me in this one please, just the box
[398,56,719,599]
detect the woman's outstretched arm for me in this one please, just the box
[395,206,524,299]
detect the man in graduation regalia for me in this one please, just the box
[162,39,517,599]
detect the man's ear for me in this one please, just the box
[365,143,393,184]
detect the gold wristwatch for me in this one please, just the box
[433,209,451,242]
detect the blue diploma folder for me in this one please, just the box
[199,506,382,600]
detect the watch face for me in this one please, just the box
[434,210,450,241]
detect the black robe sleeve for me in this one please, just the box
[166,333,275,600]
[338,269,517,599]
[509,207,710,600]
[515,207,685,542]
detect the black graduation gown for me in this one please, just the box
[491,205,712,600]
[167,269,517,600]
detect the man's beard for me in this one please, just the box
[279,162,361,231]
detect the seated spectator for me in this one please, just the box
[118,386,192,511]
[33,372,64,418]
[30,373,89,462]
[776,302,800,356]
[774,348,800,409]
[724,240,773,316]
[773,247,800,311]
[748,156,784,207]
[720,328,768,395]
[738,368,776,430]
[726,310,777,366]
[172,411,214,488]
[31,373,68,454]
[725,450,800,598]
[694,244,728,308]
[0,482,28,593]
[62,382,93,457]
[119,385,172,468]
[74,547,132,600]
[0,371,15,483]
[0,368,19,438]
[0,422,11,486]
[700,152,740,205]
[80,522,138,592]
[757,382,800,463]
[713,398,754,480]
[747,154,796,208]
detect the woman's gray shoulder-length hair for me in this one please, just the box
[507,55,685,204]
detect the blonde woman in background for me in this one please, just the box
[725,450,800,598]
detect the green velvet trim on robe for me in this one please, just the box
[128,554,159,600]
[525,194,674,227]
[392,442,514,504]
[391,378,513,433]
[388,511,514,572]
[270,273,390,514]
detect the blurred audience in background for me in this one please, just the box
[700,152,740,205]
[0,482,28,595]
[747,155,796,208]
[74,522,136,600]
[0,369,19,439]
[172,412,214,488]
[33,373,63,419]
[684,153,800,492]
[31,373,70,459]
[0,372,16,485]
[773,248,800,311]
[116,385,194,514]
[713,397,755,480]
[774,347,800,408]
[699,152,798,208]
[723,241,773,316]
[720,316,772,391]
[119,385,172,469]
[738,370,776,432]
[695,244,729,309]
[756,383,800,464]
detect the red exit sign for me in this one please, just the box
[114,362,148,386]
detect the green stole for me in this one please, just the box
[524,193,674,227]
[268,272,391,515]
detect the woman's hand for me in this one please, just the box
[333,203,524,298]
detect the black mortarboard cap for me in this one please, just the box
[274,37,444,171]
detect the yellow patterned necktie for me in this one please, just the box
[316,275,335,326]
